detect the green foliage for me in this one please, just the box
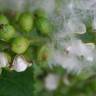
[0,68,33,96]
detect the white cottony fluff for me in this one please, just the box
[66,40,94,62]
[66,18,86,34]
[40,0,55,14]
[51,50,82,74]
[49,38,96,74]
[44,74,59,91]
[74,0,96,10]
[0,52,9,68]
[12,55,28,72]
[92,17,96,31]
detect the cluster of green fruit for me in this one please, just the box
[0,9,52,72]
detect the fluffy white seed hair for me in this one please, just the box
[50,38,96,74]
[44,73,60,91]
[92,16,96,31]
[50,50,82,74]
[0,52,9,68]
[66,40,95,61]
[66,18,86,34]
[40,0,55,14]
[12,55,28,72]
[49,26,96,74]
[74,0,96,10]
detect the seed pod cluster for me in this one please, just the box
[0,9,52,72]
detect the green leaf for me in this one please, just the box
[77,32,96,44]
[0,68,33,96]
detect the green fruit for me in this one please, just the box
[11,37,30,54]
[37,45,50,62]
[0,24,16,41]
[36,18,52,35]
[0,15,9,25]
[34,9,47,18]
[19,13,34,32]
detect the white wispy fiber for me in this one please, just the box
[50,49,82,74]
[49,41,96,74]
[46,0,96,76]
[44,73,60,91]
[66,17,86,34]
[12,55,31,72]
[0,52,9,68]
[65,40,95,61]
[74,0,96,10]
[50,24,96,74]
[92,16,96,31]
[40,0,55,14]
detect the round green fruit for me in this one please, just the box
[11,37,30,54]
[36,18,52,35]
[0,24,16,41]
[19,13,34,32]
[37,45,50,62]
[0,15,9,25]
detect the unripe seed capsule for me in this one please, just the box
[0,24,16,41]
[36,18,52,35]
[19,13,34,32]
[11,37,30,54]
[0,15,9,25]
